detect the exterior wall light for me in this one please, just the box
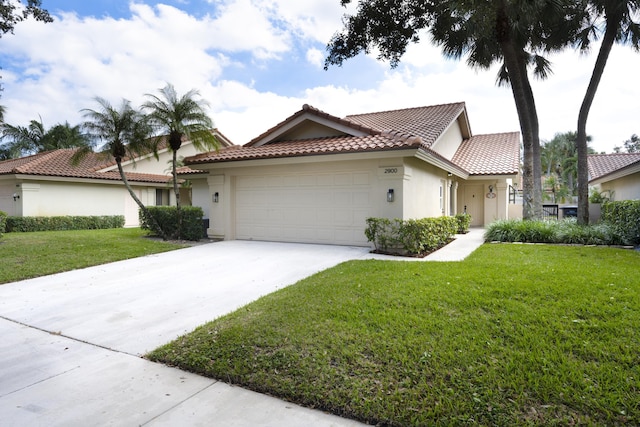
[213,192,219,203]
[387,189,394,202]
[13,193,20,201]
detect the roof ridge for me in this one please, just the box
[345,102,465,119]
[381,129,423,145]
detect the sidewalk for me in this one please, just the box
[0,232,484,426]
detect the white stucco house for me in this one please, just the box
[0,131,234,227]
[588,153,640,201]
[184,103,521,246]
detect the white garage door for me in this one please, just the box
[235,171,374,246]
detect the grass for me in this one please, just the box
[149,244,640,426]
[0,228,186,284]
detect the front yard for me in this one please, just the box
[0,228,185,284]
[149,244,640,426]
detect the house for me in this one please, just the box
[588,153,640,201]
[0,131,234,226]
[184,103,521,246]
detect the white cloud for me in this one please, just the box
[305,47,325,68]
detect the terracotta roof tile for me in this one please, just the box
[187,134,423,164]
[345,103,466,148]
[588,153,640,181]
[452,132,521,175]
[0,149,171,183]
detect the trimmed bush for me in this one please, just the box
[0,210,7,237]
[455,213,472,234]
[5,215,125,232]
[365,216,457,256]
[601,200,640,245]
[484,218,625,246]
[140,206,204,241]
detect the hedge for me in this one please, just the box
[5,215,125,232]
[139,206,205,241]
[601,200,640,245]
[365,216,458,256]
[0,210,7,237]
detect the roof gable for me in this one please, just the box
[246,104,380,147]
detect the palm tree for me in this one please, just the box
[142,83,219,237]
[41,122,92,151]
[575,0,640,224]
[79,97,168,240]
[1,116,47,156]
[326,0,587,220]
[1,117,91,158]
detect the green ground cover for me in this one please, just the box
[149,244,640,426]
[0,228,185,284]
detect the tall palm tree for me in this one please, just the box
[1,116,47,156]
[79,97,167,240]
[142,83,219,237]
[326,0,587,220]
[575,0,640,224]
[41,122,92,151]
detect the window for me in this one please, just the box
[156,189,170,206]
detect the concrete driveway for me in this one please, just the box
[0,241,372,426]
[0,230,484,426]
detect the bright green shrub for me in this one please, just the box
[601,200,640,245]
[140,206,204,241]
[455,213,472,234]
[5,215,124,232]
[484,219,624,245]
[365,216,457,256]
[0,210,7,237]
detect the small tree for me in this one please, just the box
[143,83,219,238]
[78,97,168,240]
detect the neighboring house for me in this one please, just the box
[0,131,234,226]
[588,153,640,201]
[184,103,521,246]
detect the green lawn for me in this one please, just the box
[0,228,186,284]
[149,244,640,426]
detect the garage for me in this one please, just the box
[234,171,374,246]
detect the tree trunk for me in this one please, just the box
[116,159,168,240]
[172,149,183,240]
[576,11,619,225]
[495,3,543,220]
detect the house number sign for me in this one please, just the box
[384,168,398,174]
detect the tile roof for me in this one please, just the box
[245,104,379,147]
[187,133,425,164]
[0,149,172,183]
[588,153,640,181]
[185,103,519,178]
[452,132,521,175]
[346,102,466,148]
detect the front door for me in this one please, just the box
[462,185,484,226]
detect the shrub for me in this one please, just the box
[365,216,457,256]
[484,219,625,246]
[0,210,7,237]
[455,213,472,234]
[140,206,204,241]
[5,215,125,232]
[601,200,640,245]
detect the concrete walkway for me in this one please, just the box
[0,230,484,426]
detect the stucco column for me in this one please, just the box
[450,181,458,216]
[496,181,508,221]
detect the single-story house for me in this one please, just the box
[588,153,640,201]
[184,103,521,246]
[0,130,234,226]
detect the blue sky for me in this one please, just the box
[1,1,639,152]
